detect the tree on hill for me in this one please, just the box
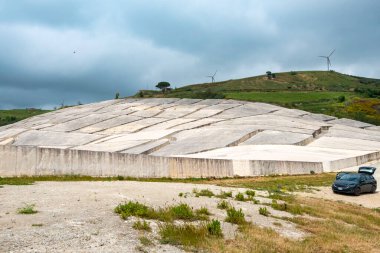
[266,71,276,79]
[156,81,171,93]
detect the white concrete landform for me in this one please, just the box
[1,98,379,178]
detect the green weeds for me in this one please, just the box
[17,204,37,214]
[225,207,246,225]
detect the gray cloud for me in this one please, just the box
[0,0,379,109]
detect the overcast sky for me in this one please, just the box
[0,0,379,109]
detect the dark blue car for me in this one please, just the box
[332,167,377,196]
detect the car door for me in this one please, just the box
[363,175,372,192]
[358,175,369,192]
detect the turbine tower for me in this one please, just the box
[319,49,335,71]
[207,70,217,83]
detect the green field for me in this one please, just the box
[0,109,50,127]
[137,71,380,125]
[224,91,350,104]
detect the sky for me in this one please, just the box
[0,0,379,109]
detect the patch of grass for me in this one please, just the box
[115,201,150,219]
[207,220,223,237]
[17,204,37,214]
[259,207,270,216]
[235,192,246,201]
[159,221,223,248]
[225,207,246,225]
[208,173,336,192]
[196,207,211,216]
[32,223,43,227]
[170,203,195,220]
[217,200,231,210]
[0,108,50,127]
[252,198,260,204]
[205,196,380,252]
[0,175,211,186]
[215,190,233,199]
[193,188,215,197]
[245,190,256,197]
[234,192,253,202]
[115,201,209,222]
[270,199,304,215]
[159,223,208,247]
[133,220,151,231]
[139,236,153,247]
[0,173,335,192]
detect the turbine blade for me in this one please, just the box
[318,56,327,58]
[329,49,335,57]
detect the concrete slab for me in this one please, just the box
[301,113,337,122]
[326,126,380,142]
[176,145,372,162]
[13,130,102,148]
[241,130,313,145]
[72,130,177,152]
[156,104,208,119]
[99,117,169,134]
[151,126,259,156]
[184,103,239,118]
[271,108,310,117]
[141,118,196,131]
[328,118,374,128]
[120,139,170,154]
[214,103,280,119]
[43,113,119,132]
[365,126,380,132]
[171,118,225,131]
[308,137,380,151]
[213,115,324,132]
[0,128,28,141]
[77,115,142,134]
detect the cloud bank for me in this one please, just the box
[0,0,379,108]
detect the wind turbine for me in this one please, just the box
[207,70,217,83]
[319,49,335,71]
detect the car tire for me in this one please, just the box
[371,185,377,193]
[354,187,361,196]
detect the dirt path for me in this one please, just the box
[0,181,303,253]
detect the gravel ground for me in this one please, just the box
[0,181,303,253]
[299,162,380,209]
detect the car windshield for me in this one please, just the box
[339,174,360,181]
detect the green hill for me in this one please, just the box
[138,71,380,125]
[0,109,50,127]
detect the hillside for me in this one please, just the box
[0,109,50,127]
[137,71,380,125]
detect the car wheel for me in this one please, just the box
[371,185,377,193]
[354,187,361,196]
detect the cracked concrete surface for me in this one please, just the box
[1,98,380,178]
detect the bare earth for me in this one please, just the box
[0,181,303,253]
